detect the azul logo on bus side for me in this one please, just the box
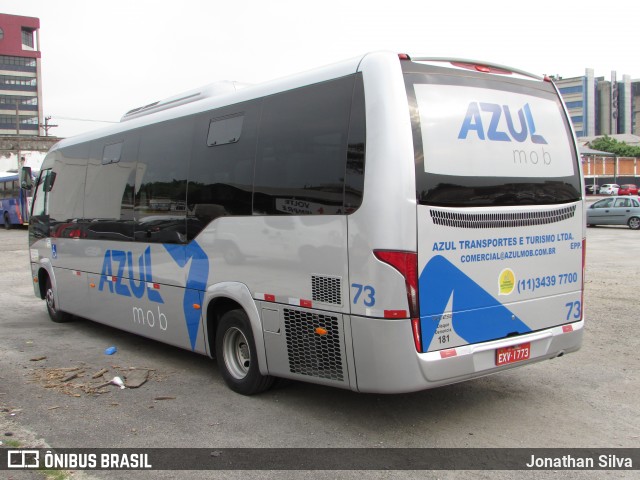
[458,103,547,144]
[98,242,209,351]
[164,241,209,351]
[99,247,163,303]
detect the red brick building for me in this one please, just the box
[0,13,42,136]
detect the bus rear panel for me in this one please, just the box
[347,55,583,393]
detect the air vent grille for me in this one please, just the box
[283,308,344,382]
[430,205,576,229]
[311,275,342,305]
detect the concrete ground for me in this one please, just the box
[1,219,638,479]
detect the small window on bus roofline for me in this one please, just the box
[207,114,244,146]
[102,142,123,165]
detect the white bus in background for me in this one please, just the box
[27,52,585,395]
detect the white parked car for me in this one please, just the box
[600,184,620,195]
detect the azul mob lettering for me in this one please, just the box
[458,102,547,144]
[99,247,164,303]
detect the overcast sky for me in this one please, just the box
[5,0,638,138]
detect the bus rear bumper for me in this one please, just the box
[349,315,584,393]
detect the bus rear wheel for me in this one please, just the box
[45,277,73,323]
[3,213,11,230]
[215,309,274,395]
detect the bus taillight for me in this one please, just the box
[450,62,513,75]
[411,318,422,353]
[373,250,422,351]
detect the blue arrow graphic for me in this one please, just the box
[419,255,531,351]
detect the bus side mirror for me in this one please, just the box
[20,166,33,190]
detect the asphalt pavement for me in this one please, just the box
[1,224,638,479]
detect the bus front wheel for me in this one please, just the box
[3,213,11,230]
[45,277,73,323]
[215,309,274,395]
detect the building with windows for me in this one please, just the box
[633,81,640,138]
[0,13,42,136]
[555,70,638,139]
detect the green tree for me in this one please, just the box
[589,135,640,157]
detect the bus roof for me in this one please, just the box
[49,51,547,153]
[50,53,368,152]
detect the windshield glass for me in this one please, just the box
[405,72,582,207]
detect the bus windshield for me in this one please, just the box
[405,73,582,207]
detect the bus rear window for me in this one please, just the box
[406,74,581,206]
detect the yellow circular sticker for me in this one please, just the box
[499,268,515,295]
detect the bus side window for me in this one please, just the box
[345,73,366,212]
[81,134,136,241]
[44,144,86,237]
[253,76,354,216]
[32,170,51,217]
[187,100,260,240]
[135,117,192,244]
[31,170,53,241]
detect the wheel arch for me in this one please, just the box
[3,210,11,229]
[36,261,55,300]
[202,282,268,375]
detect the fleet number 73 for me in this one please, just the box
[351,283,376,307]
[565,301,581,321]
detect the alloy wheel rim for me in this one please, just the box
[223,327,251,380]
[46,288,55,312]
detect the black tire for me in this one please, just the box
[3,213,11,230]
[628,217,640,230]
[44,277,73,323]
[215,309,274,395]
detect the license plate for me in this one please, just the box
[496,342,531,366]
